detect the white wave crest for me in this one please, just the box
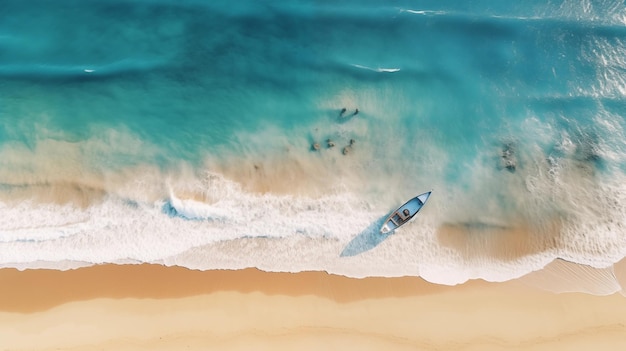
[351,64,400,73]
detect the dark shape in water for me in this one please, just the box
[574,134,604,171]
[500,142,516,172]
[547,129,606,175]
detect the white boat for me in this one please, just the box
[380,191,431,234]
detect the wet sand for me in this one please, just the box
[1,264,625,350]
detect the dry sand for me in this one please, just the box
[1,264,625,350]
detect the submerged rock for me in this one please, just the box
[500,142,517,172]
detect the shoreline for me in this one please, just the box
[2,264,626,350]
[0,264,465,313]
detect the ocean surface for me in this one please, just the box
[1,0,626,294]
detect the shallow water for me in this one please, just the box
[1,0,626,294]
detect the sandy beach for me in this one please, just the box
[1,264,625,350]
[2,1,626,350]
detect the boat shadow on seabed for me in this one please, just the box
[340,214,394,257]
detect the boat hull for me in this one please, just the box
[380,191,431,234]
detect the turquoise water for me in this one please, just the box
[1,0,626,292]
